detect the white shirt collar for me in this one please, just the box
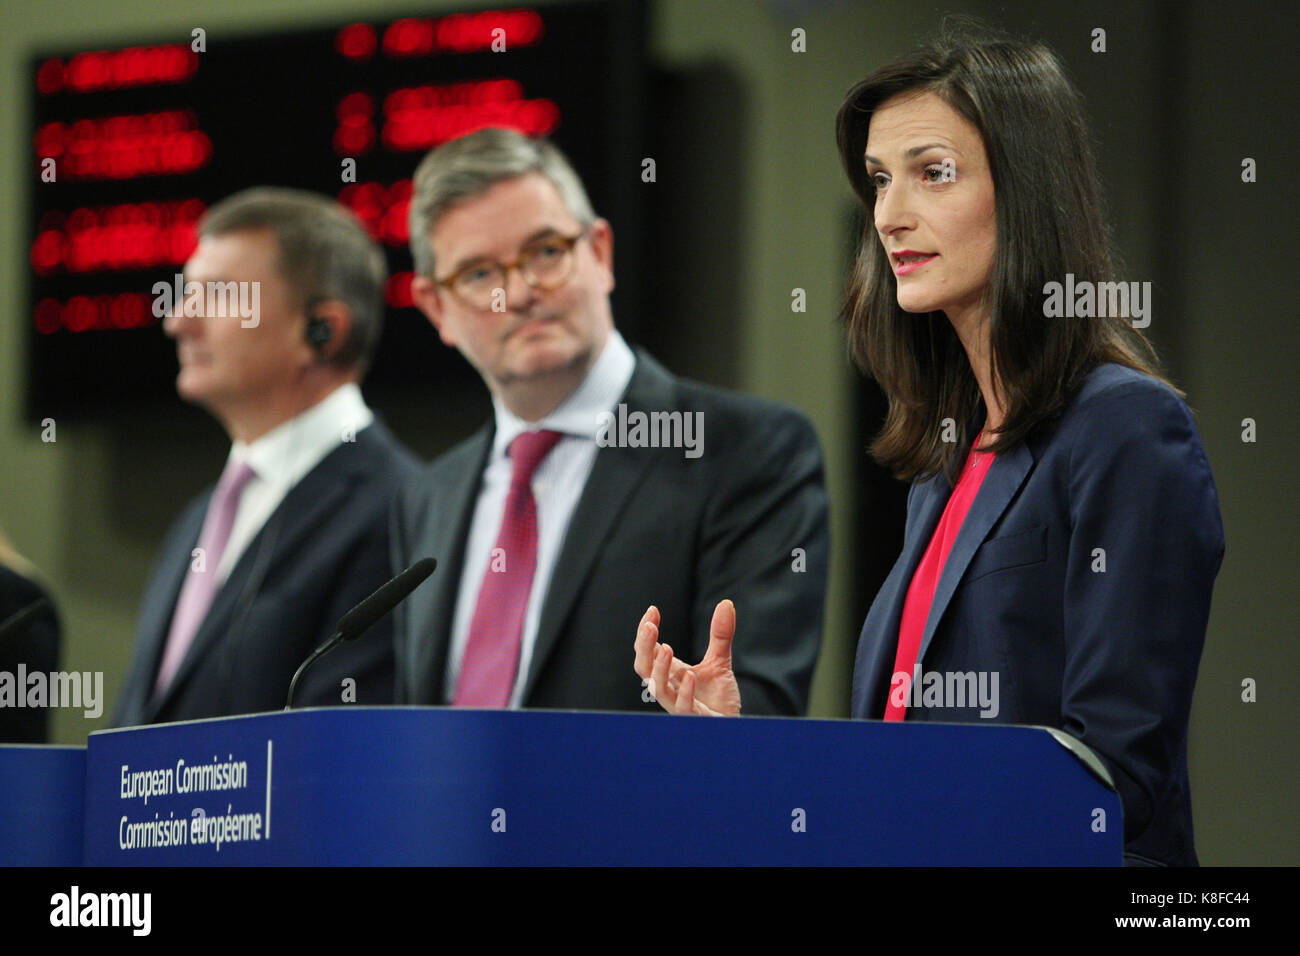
[489,330,636,459]
[228,382,374,488]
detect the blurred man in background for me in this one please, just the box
[113,188,416,726]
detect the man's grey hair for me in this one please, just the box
[408,128,597,279]
[200,187,387,375]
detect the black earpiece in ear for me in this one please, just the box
[305,315,332,350]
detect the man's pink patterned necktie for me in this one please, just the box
[153,459,257,696]
[454,429,564,707]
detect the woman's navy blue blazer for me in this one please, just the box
[850,362,1225,866]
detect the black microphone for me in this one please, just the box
[285,557,436,710]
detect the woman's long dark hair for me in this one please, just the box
[837,21,1173,484]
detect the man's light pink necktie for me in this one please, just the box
[453,429,564,708]
[153,459,257,696]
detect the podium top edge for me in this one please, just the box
[92,706,1082,740]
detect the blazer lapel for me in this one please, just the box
[914,441,1035,670]
[406,429,492,705]
[120,500,206,724]
[520,352,672,703]
[853,477,947,717]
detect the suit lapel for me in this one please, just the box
[520,352,673,703]
[120,500,206,724]
[914,441,1035,670]
[853,478,947,716]
[407,429,492,705]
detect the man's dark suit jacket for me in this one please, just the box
[391,350,829,715]
[113,420,417,727]
[0,563,60,742]
[850,363,1225,866]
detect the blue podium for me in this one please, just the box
[0,745,85,866]
[70,708,1121,865]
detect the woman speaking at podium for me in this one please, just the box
[633,25,1224,867]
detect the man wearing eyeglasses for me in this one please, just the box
[395,127,828,714]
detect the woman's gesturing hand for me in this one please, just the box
[633,600,743,716]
